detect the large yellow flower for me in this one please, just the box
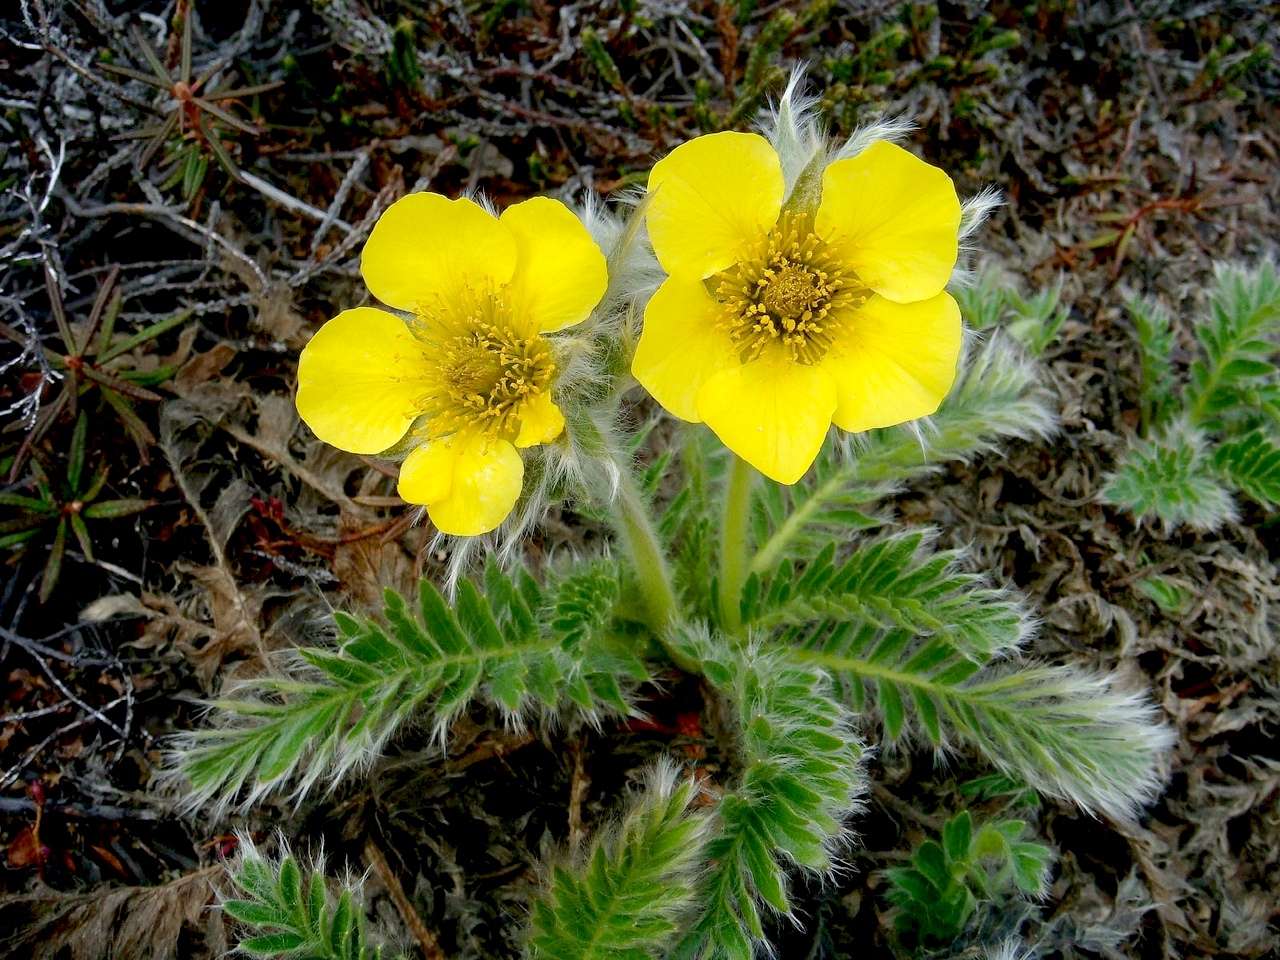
[296,193,607,536]
[633,132,963,484]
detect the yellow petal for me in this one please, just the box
[632,275,737,422]
[296,307,426,454]
[361,193,517,313]
[647,132,785,278]
[823,292,961,433]
[397,440,454,505]
[399,437,524,536]
[816,141,961,303]
[500,197,608,333]
[514,391,565,448]
[696,357,836,485]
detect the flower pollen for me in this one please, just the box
[414,295,555,442]
[712,212,868,365]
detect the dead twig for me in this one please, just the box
[362,838,448,960]
[567,737,591,853]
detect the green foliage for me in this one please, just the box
[954,271,1068,356]
[1126,295,1176,430]
[749,332,1055,571]
[98,11,278,199]
[796,611,1172,819]
[1104,259,1280,530]
[224,840,400,960]
[886,811,1053,948]
[1187,260,1280,429]
[743,532,1029,662]
[581,26,624,94]
[1211,429,1280,509]
[670,634,865,960]
[1134,575,1195,618]
[527,764,709,960]
[0,411,153,602]
[0,266,186,480]
[1102,424,1237,532]
[178,559,648,811]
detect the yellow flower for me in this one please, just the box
[633,132,963,484]
[296,193,607,536]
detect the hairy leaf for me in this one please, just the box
[1212,428,1280,510]
[744,532,1030,662]
[799,625,1174,819]
[225,839,400,960]
[1102,424,1237,532]
[1187,260,1280,428]
[750,333,1056,570]
[671,634,865,959]
[177,559,645,812]
[527,764,709,960]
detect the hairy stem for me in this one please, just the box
[610,467,699,675]
[749,469,846,579]
[719,455,757,635]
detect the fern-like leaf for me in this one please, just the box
[1187,259,1280,428]
[527,762,710,960]
[797,625,1173,819]
[743,532,1031,662]
[671,633,866,960]
[177,560,647,812]
[1126,293,1178,431]
[1212,428,1280,510]
[751,334,1056,570]
[1101,423,1237,532]
[224,838,400,960]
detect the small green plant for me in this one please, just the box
[0,266,187,481]
[1102,261,1280,530]
[954,270,1068,357]
[886,811,1053,949]
[99,11,279,200]
[0,412,153,602]
[165,79,1171,960]
[223,839,402,960]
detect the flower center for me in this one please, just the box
[414,295,555,442]
[712,212,868,365]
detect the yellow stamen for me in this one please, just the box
[712,212,868,365]
[411,290,555,442]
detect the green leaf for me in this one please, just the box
[238,933,307,955]
[97,309,192,363]
[1186,260,1280,427]
[887,812,1053,945]
[67,412,88,491]
[749,531,1029,662]
[1102,423,1237,531]
[69,512,94,563]
[221,900,287,926]
[671,635,865,958]
[1212,429,1280,509]
[801,629,1174,820]
[39,516,67,603]
[527,767,708,960]
[82,497,153,519]
[750,333,1055,572]
[179,563,646,810]
[1126,294,1177,430]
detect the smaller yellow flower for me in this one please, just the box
[296,193,607,536]
[633,132,964,484]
